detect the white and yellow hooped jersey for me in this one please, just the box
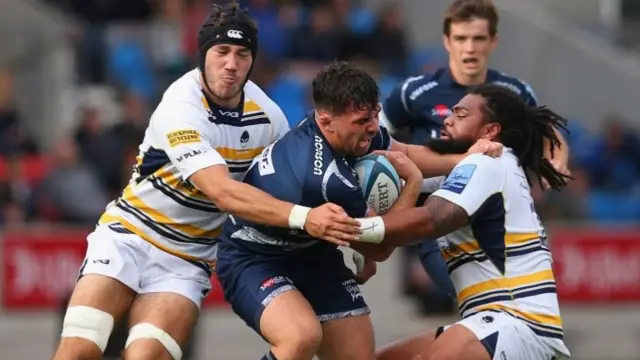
[424,151,570,357]
[99,69,290,268]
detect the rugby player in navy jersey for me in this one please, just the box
[215,61,502,360]
[380,0,569,177]
[380,0,571,300]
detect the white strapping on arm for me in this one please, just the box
[288,205,311,230]
[356,216,385,244]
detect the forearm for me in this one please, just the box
[406,145,464,178]
[388,177,422,212]
[351,242,394,262]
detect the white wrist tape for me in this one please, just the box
[288,205,311,230]
[356,216,385,244]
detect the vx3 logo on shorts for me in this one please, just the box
[92,259,110,265]
[342,279,363,301]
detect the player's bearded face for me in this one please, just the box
[337,107,380,157]
[204,45,252,100]
[428,94,488,154]
[444,19,497,79]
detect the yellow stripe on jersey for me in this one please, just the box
[98,214,217,266]
[155,167,210,201]
[243,100,261,113]
[505,233,540,245]
[441,232,540,262]
[475,303,563,328]
[215,147,264,161]
[121,185,219,238]
[457,269,555,304]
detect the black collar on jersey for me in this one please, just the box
[438,67,501,87]
[203,91,245,124]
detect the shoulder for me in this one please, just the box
[488,69,537,103]
[244,80,288,125]
[150,70,211,130]
[454,153,504,177]
[400,71,443,102]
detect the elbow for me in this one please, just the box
[204,179,235,212]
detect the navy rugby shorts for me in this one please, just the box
[215,240,370,335]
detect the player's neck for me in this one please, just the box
[448,63,487,86]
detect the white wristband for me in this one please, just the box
[356,216,385,244]
[289,205,311,230]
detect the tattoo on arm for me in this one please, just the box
[423,196,469,238]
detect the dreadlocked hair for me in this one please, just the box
[468,84,570,191]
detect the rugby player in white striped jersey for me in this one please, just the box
[364,84,572,360]
[52,2,362,360]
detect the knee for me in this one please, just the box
[124,323,183,360]
[55,305,115,359]
[274,320,323,359]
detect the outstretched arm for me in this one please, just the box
[389,139,503,178]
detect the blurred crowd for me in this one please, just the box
[0,0,638,228]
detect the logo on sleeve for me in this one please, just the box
[167,129,201,147]
[441,164,477,194]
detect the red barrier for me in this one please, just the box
[551,227,640,303]
[1,230,227,310]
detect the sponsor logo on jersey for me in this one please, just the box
[409,81,438,101]
[167,129,201,147]
[441,164,476,194]
[313,135,324,175]
[431,104,452,117]
[176,149,203,162]
[492,80,522,95]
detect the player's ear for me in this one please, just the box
[483,123,501,141]
[443,34,451,53]
[489,33,499,52]
[316,110,334,132]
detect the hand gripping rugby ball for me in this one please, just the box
[354,154,402,215]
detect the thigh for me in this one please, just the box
[317,314,375,360]
[292,256,370,323]
[432,311,553,360]
[138,240,212,309]
[216,245,299,334]
[375,329,439,360]
[80,225,144,292]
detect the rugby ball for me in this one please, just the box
[354,154,402,215]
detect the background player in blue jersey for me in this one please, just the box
[215,61,503,360]
[380,0,569,175]
[380,0,571,304]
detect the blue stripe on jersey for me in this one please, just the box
[137,148,170,182]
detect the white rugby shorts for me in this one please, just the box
[78,224,212,308]
[440,311,568,360]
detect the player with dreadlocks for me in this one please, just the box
[355,84,572,360]
[52,2,364,360]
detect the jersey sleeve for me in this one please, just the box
[381,78,417,132]
[431,154,504,217]
[152,102,226,180]
[367,125,392,153]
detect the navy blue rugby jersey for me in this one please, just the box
[219,113,392,255]
[382,67,537,145]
